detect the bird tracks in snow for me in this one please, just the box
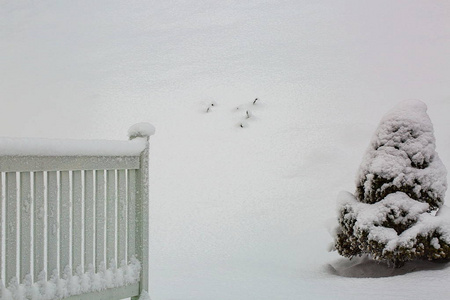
[202,98,263,129]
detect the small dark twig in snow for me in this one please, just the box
[246,110,250,119]
[206,107,210,113]
[253,98,258,105]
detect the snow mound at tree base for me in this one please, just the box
[326,255,450,278]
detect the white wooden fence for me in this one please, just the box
[0,124,154,300]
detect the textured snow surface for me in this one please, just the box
[2,1,450,300]
[0,259,140,300]
[0,137,146,156]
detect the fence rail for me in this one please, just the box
[0,124,153,300]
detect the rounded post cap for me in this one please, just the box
[128,122,156,140]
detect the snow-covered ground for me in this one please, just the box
[2,1,450,299]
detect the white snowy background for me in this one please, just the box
[1,1,450,299]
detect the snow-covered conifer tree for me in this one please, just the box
[355,100,446,209]
[334,100,450,267]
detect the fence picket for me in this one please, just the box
[117,170,127,264]
[5,172,17,284]
[0,173,2,280]
[84,170,94,270]
[127,169,136,260]
[47,171,58,279]
[106,170,116,266]
[20,172,32,280]
[60,171,70,275]
[34,171,45,280]
[72,170,82,272]
[95,170,105,271]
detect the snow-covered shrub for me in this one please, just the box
[355,100,446,209]
[334,100,449,267]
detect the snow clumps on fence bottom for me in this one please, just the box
[0,258,141,300]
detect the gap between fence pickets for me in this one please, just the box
[0,258,141,300]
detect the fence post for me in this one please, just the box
[128,123,154,299]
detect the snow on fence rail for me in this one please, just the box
[0,123,155,300]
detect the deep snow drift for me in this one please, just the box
[2,1,450,299]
